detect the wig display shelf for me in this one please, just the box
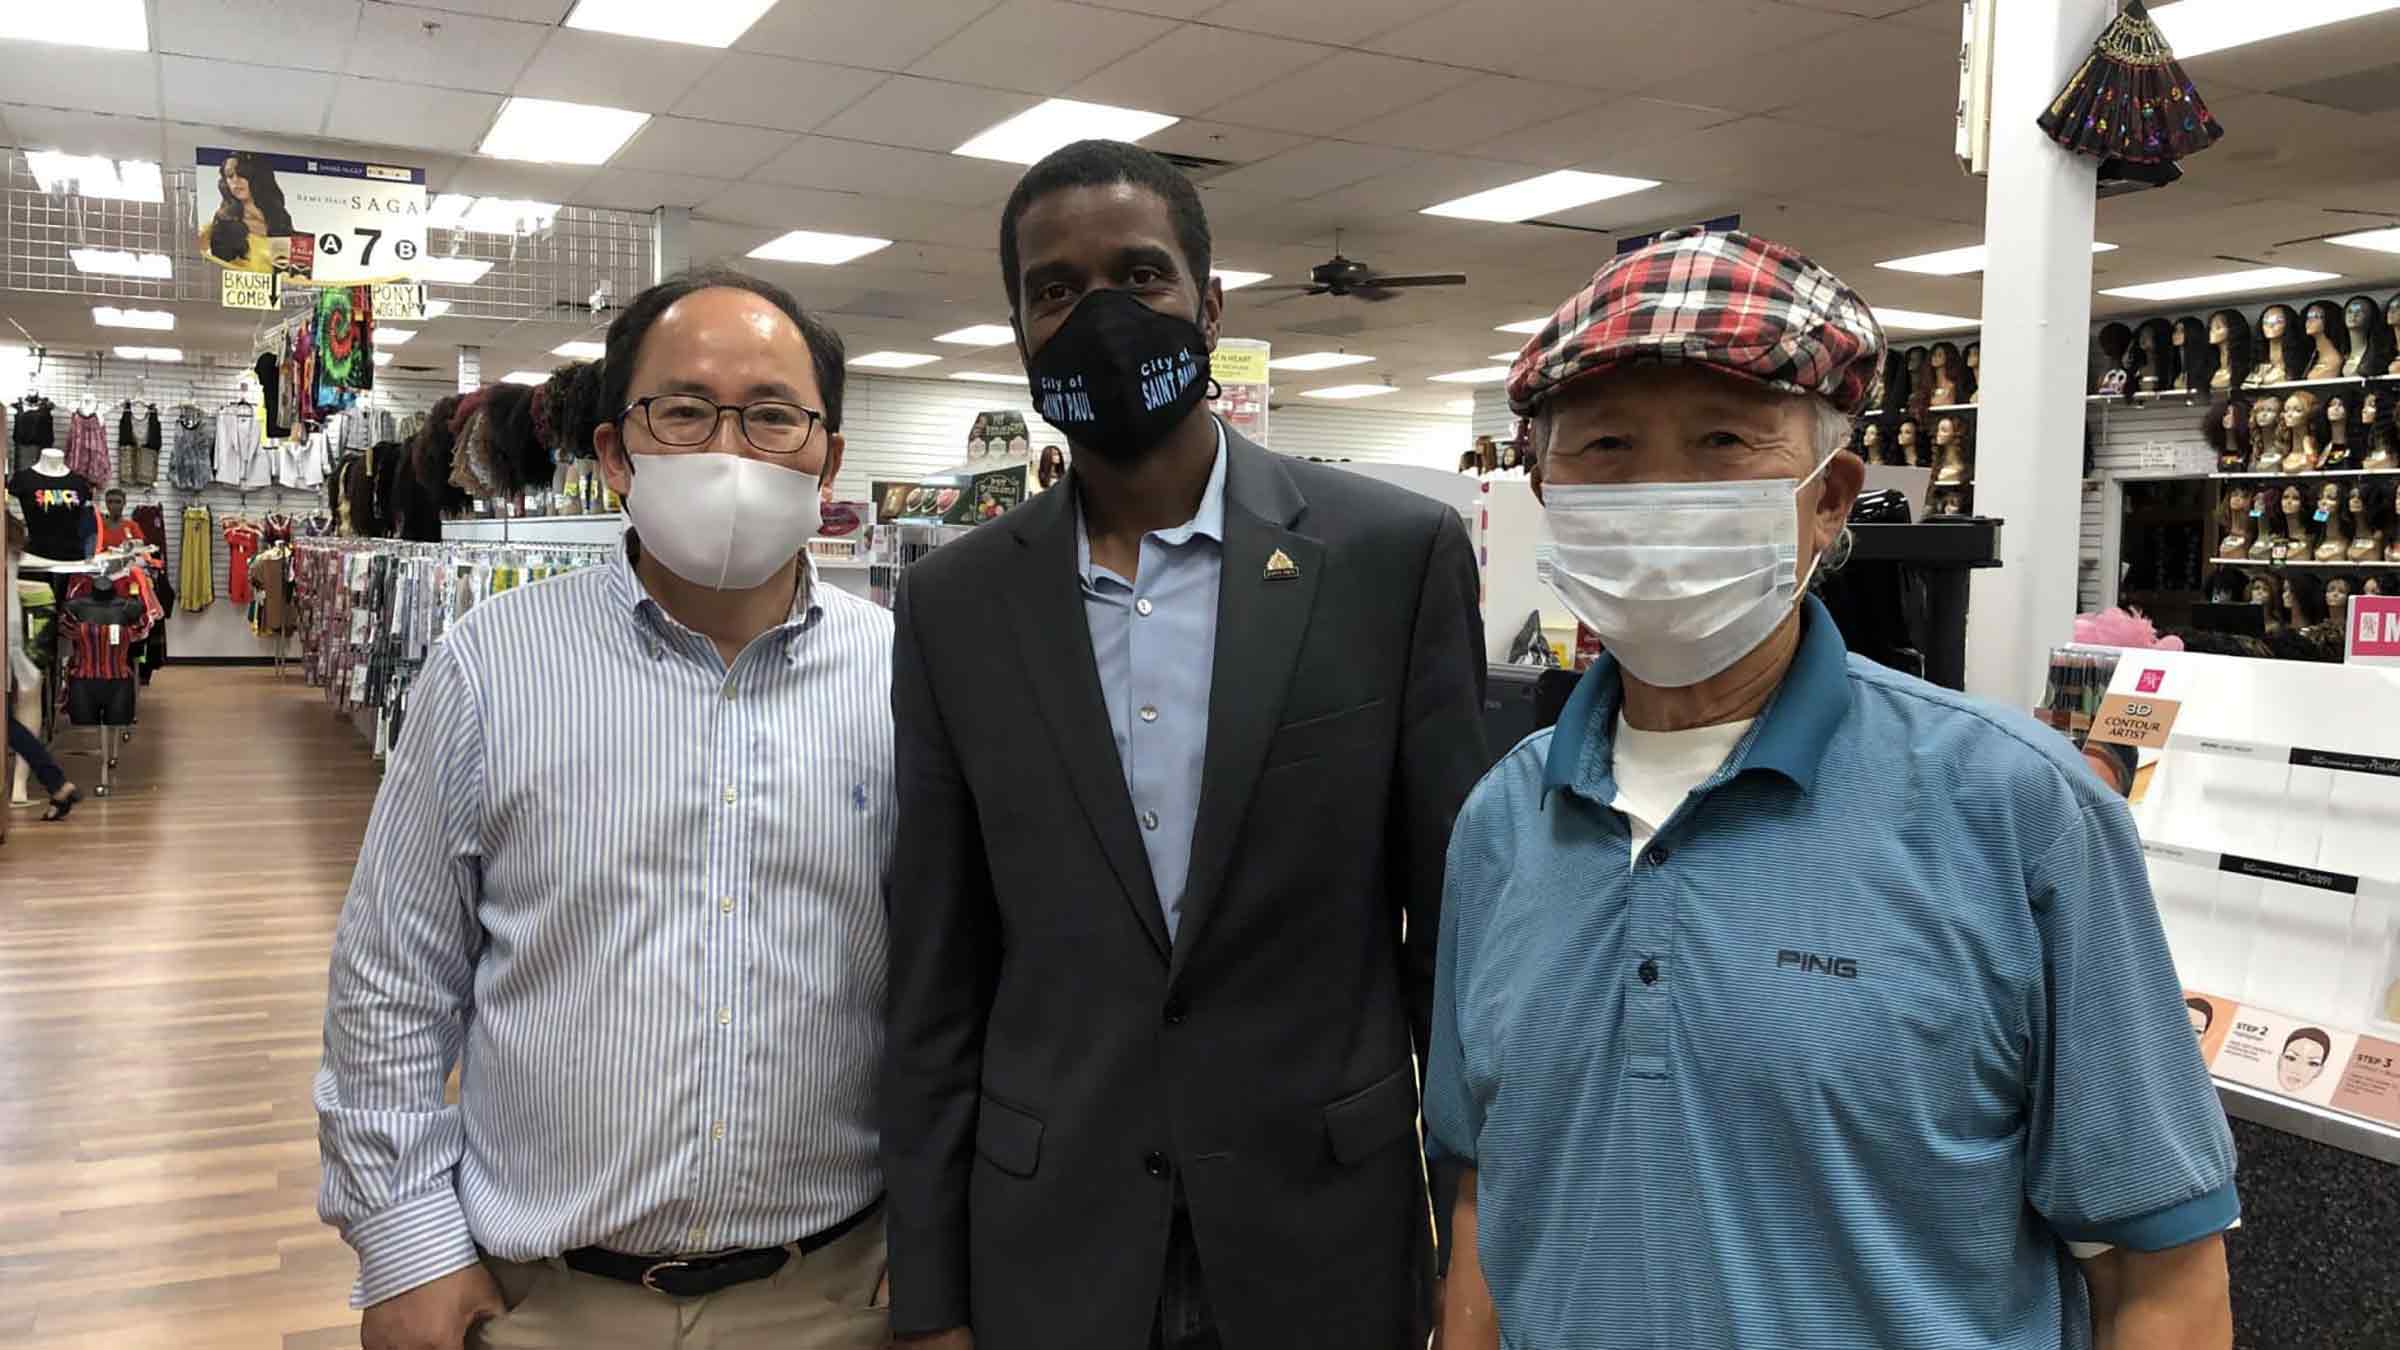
[1924,403,1979,414]
[2201,557,2400,570]
[2212,469,2400,480]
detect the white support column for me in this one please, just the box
[652,206,692,285]
[1967,0,2111,706]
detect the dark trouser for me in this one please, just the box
[7,715,65,794]
[1152,1192,1222,1350]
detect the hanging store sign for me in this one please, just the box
[219,269,282,310]
[197,147,426,293]
[372,282,428,321]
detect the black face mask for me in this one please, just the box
[1025,289,1209,464]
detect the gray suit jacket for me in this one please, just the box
[882,425,1488,1350]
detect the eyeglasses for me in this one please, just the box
[621,394,824,455]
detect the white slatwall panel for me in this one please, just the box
[4,343,444,657]
[829,373,1470,493]
[2081,395,2214,610]
[1471,386,1515,443]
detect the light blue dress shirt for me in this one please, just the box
[1074,425,1226,940]
[315,538,895,1307]
[1424,597,2238,1350]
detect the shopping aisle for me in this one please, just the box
[0,668,374,1349]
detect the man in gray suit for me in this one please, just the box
[883,140,1489,1350]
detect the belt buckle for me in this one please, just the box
[640,1259,692,1293]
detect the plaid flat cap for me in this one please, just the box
[1506,227,1886,417]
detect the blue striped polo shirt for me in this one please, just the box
[1424,597,2237,1350]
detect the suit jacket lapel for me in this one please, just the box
[1170,432,1319,981]
[1003,487,1172,963]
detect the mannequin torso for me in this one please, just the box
[2212,339,2236,390]
[1932,417,1969,484]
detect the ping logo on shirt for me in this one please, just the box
[851,783,869,813]
[1774,949,1859,979]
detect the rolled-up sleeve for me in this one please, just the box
[313,639,489,1307]
[2024,795,2240,1251]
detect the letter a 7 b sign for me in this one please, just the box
[2349,594,2400,666]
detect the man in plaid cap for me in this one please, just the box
[1423,229,2236,1350]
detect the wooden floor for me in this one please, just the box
[0,667,378,1349]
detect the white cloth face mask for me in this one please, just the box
[1539,454,1832,688]
[621,451,822,591]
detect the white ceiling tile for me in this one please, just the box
[1340,75,1610,153]
[1471,97,1743,167]
[1646,16,1925,119]
[435,158,595,200]
[814,76,1040,153]
[911,0,1177,95]
[1297,155,1551,216]
[1068,24,1333,116]
[326,81,500,154]
[1142,120,1311,170]
[0,106,162,160]
[349,4,550,93]
[0,44,160,118]
[1192,0,1455,45]
[699,180,884,230]
[611,118,794,178]
[578,167,736,210]
[161,56,336,138]
[385,0,571,20]
[754,136,1023,204]
[1367,0,1850,90]
[1202,51,1479,135]
[511,28,725,114]
[672,54,886,133]
[155,0,363,73]
[1074,0,1219,14]
[1201,139,1428,200]
[736,0,996,71]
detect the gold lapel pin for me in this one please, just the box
[1264,548,1300,581]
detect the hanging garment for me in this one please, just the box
[224,520,262,606]
[314,286,373,405]
[168,404,215,491]
[215,403,268,488]
[64,411,110,484]
[256,354,290,440]
[117,403,135,452]
[131,504,167,555]
[118,401,160,486]
[179,506,215,612]
[12,396,55,449]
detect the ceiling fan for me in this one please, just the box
[1253,234,1466,303]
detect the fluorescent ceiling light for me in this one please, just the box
[850,351,940,369]
[426,193,473,228]
[500,370,548,386]
[1429,366,1511,384]
[1487,350,1521,361]
[92,306,173,332]
[1302,384,1399,400]
[375,328,416,346]
[1876,240,2118,275]
[112,346,181,362]
[2,0,148,50]
[1214,270,1272,291]
[565,0,777,46]
[949,371,1028,385]
[2151,0,2400,60]
[954,99,1178,165]
[479,96,649,165]
[2098,267,2341,302]
[935,324,1016,346]
[419,257,493,285]
[1446,399,1475,414]
[1495,318,1546,335]
[373,351,394,367]
[423,300,453,319]
[27,153,162,202]
[1872,307,1979,333]
[748,229,892,266]
[2327,227,2400,255]
[1268,352,1374,372]
[553,340,606,359]
[1422,169,1660,223]
[69,248,172,279]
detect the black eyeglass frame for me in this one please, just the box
[617,394,826,455]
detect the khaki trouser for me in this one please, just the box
[472,1214,889,1350]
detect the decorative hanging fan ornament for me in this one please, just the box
[2037,0,2224,184]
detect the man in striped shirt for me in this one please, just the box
[316,271,894,1350]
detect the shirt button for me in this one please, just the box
[1139,705,1158,723]
[719,895,735,914]
[722,684,736,702]
[1143,1151,1170,1178]
[1638,958,1660,986]
[1142,809,1160,830]
[1645,844,1671,867]
[1163,998,1187,1026]
[717,1007,732,1026]
[722,786,737,805]
[1135,597,1154,617]
[711,1121,727,1143]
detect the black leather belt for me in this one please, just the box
[562,1198,881,1299]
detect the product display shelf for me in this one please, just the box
[2202,557,2398,570]
[2211,468,2400,480]
[1923,402,1979,414]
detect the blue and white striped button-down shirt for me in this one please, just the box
[315,537,894,1308]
